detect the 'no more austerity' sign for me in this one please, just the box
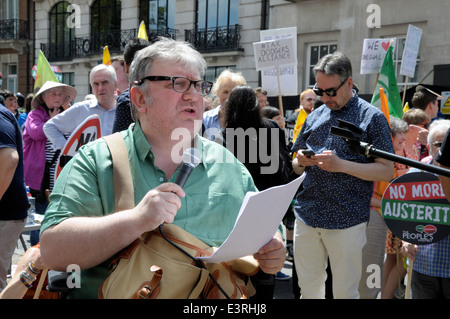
[382,172,450,245]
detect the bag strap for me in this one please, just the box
[103,133,135,211]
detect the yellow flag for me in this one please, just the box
[34,50,59,95]
[103,46,111,65]
[138,21,148,41]
[403,102,410,113]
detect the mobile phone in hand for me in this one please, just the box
[302,149,315,158]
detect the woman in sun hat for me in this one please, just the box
[23,81,76,245]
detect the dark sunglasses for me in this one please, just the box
[313,78,348,97]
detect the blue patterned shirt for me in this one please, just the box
[409,162,450,277]
[413,236,450,278]
[292,93,394,229]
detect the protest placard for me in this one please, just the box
[400,25,422,78]
[360,38,396,74]
[259,27,298,98]
[253,38,296,71]
[382,172,450,245]
[253,36,297,116]
[382,171,450,298]
[55,114,101,181]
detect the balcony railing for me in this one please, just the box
[0,19,28,40]
[41,28,178,62]
[41,29,137,62]
[185,24,243,53]
[147,27,178,40]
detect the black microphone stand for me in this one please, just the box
[331,119,450,178]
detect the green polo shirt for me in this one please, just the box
[41,121,258,298]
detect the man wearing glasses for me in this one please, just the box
[40,38,286,299]
[291,51,395,299]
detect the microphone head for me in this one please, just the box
[182,148,202,168]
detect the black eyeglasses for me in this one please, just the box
[134,76,213,96]
[313,78,348,97]
[432,141,443,147]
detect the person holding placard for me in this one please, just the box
[401,120,450,299]
[44,64,118,150]
[436,129,450,201]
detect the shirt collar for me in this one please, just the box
[132,121,207,169]
[335,90,358,112]
[87,99,98,109]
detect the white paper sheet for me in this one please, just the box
[198,173,305,263]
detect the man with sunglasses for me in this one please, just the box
[291,51,395,299]
[39,38,286,299]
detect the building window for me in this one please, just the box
[205,66,235,83]
[393,37,420,88]
[91,0,121,34]
[197,0,239,29]
[1,0,18,20]
[49,1,75,60]
[7,64,17,93]
[62,72,75,87]
[139,0,175,33]
[306,43,338,87]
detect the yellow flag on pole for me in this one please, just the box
[403,102,410,113]
[138,21,148,41]
[103,46,111,65]
[34,50,59,95]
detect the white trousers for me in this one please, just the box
[294,218,367,299]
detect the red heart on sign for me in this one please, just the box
[381,41,390,51]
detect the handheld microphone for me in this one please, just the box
[159,148,201,227]
[173,148,202,188]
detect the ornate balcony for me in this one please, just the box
[40,29,136,62]
[147,27,178,40]
[185,24,243,53]
[41,28,178,62]
[0,19,29,40]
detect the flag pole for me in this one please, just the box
[402,76,409,107]
[276,66,284,116]
[405,245,416,299]
[374,73,379,92]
